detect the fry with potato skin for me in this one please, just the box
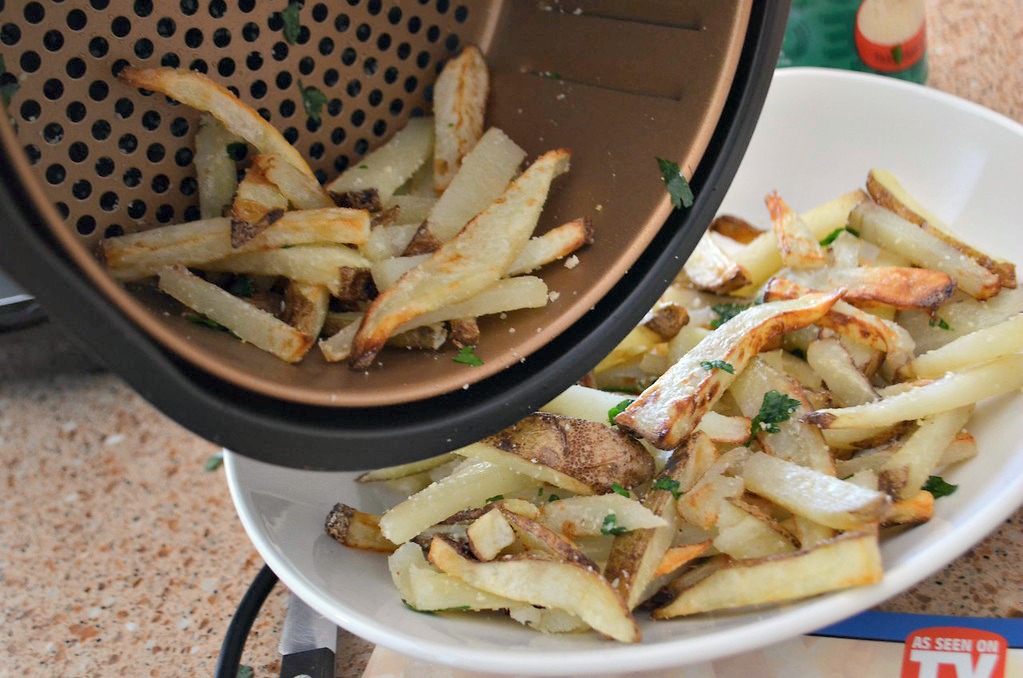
[433,46,489,193]
[615,291,844,450]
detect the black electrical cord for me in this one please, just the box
[215,564,279,678]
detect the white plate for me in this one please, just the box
[225,68,1023,676]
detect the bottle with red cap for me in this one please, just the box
[778,0,928,84]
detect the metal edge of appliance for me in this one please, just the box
[0,2,790,471]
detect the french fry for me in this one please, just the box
[350,149,569,368]
[905,313,1023,378]
[253,153,333,210]
[361,223,421,262]
[878,406,972,500]
[466,509,517,561]
[120,66,316,179]
[849,201,1001,300]
[785,265,956,311]
[652,531,883,619]
[432,46,489,193]
[866,169,1015,288]
[712,500,798,560]
[506,217,594,276]
[157,265,314,362]
[282,282,329,338]
[540,494,667,539]
[616,291,843,450]
[428,537,640,643]
[765,191,827,269]
[325,503,397,553]
[194,113,241,220]
[835,431,977,478]
[388,542,518,612]
[203,245,370,295]
[804,353,1023,429]
[229,165,289,246]
[682,232,753,293]
[898,287,1023,353]
[710,214,763,244]
[742,452,889,530]
[326,116,435,207]
[806,337,878,407]
[356,452,457,483]
[882,490,935,527]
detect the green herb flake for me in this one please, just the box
[891,43,904,65]
[750,390,802,438]
[453,345,484,367]
[700,359,735,374]
[600,513,627,536]
[185,313,232,333]
[0,55,18,108]
[929,316,952,331]
[651,476,682,499]
[819,227,861,246]
[710,302,749,329]
[541,71,562,80]
[226,142,248,161]
[298,80,327,123]
[228,274,255,298]
[922,475,958,499]
[205,451,224,472]
[358,164,369,169]
[281,2,302,45]
[438,605,473,612]
[656,157,694,209]
[485,494,504,504]
[547,494,561,503]
[607,398,635,426]
[236,665,254,678]
[402,600,435,614]
[610,482,630,498]
[846,226,860,237]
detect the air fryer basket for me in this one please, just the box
[0,1,789,469]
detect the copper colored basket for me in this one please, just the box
[0,1,788,469]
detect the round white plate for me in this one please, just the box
[225,68,1023,676]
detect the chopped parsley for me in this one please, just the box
[228,274,255,298]
[651,476,682,499]
[0,55,18,108]
[453,345,484,367]
[281,2,302,45]
[656,157,694,209]
[922,475,958,499]
[891,43,904,65]
[929,316,952,331]
[185,313,232,333]
[610,482,630,498]
[750,390,802,438]
[204,451,224,471]
[710,302,749,329]
[819,226,859,246]
[547,494,561,503]
[485,494,504,504]
[236,665,254,678]
[298,80,327,123]
[600,513,627,536]
[226,142,248,161]
[540,71,562,80]
[607,398,635,426]
[700,359,734,374]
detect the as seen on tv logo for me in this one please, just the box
[901,626,1007,678]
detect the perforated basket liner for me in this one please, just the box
[0,0,751,407]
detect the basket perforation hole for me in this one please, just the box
[426,25,440,43]
[43,122,64,144]
[111,59,131,78]
[103,224,123,238]
[376,33,391,51]
[416,51,430,69]
[90,0,110,11]
[383,66,398,84]
[283,127,298,143]
[403,75,418,93]
[368,88,382,106]
[330,127,345,145]
[396,42,410,60]
[445,33,459,52]
[334,155,348,172]
[250,80,267,99]
[46,163,66,184]
[142,110,161,130]
[134,38,154,60]
[209,0,227,19]
[146,143,165,162]
[239,0,255,13]
[133,0,153,17]
[326,98,341,116]
[387,7,402,24]
[110,17,131,39]
[312,4,328,22]
[247,52,263,71]
[1,23,21,46]
[454,5,468,22]
[218,59,235,77]
[341,47,356,66]
[323,68,338,87]
[88,80,108,101]
[189,59,208,74]
[272,41,289,61]
[127,199,146,219]
[161,54,180,68]
[151,174,169,193]
[92,120,111,141]
[72,179,92,200]
[67,9,88,30]
[43,28,64,51]
[56,202,70,218]
[388,98,402,116]
[88,37,108,58]
[350,109,365,127]
[157,17,175,37]
[123,169,142,188]
[99,190,119,210]
[65,57,85,79]
[298,56,314,75]
[346,79,361,97]
[118,133,138,153]
[334,14,350,32]
[114,97,134,119]
[67,101,87,123]
[68,141,89,163]
[276,72,292,89]
[183,205,201,221]
[279,99,295,118]
[170,117,188,136]
[95,157,114,177]
[314,168,326,184]
[184,27,203,48]
[309,141,324,159]
[180,176,197,195]
[20,50,40,73]
[19,100,40,122]
[353,138,368,155]
[372,119,386,137]
[242,22,259,41]
[257,107,271,121]
[305,116,321,133]
[76,215,96,235]
[180,0,198,16]
[213,27,231,48]
[355,23,371,41]
[407,16,421,34]
[23,2,44,24]
[24,144,41,164]
[155,204,174,223]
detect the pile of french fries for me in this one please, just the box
[100,48,590,367]
[327,169,1023,642]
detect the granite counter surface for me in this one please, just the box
[2,1,1021,676]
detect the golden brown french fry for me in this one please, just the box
[682,233,753,293]
[195,113,241,220]
[466,509,517,561]
[433,46,489,193]
[282,282,329,338]
[325,503,397,553]
[506,217,594,275]
[765,191,827,269]
[615,291,843,450]
[710,214,763,244]
[350,149,569,368]
[253,153,333,210]
[878,406,972,500]
[806,337,878,407]
[119,67,315,179]
[230,165,289,246]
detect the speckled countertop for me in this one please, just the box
[2,2,1022,677]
